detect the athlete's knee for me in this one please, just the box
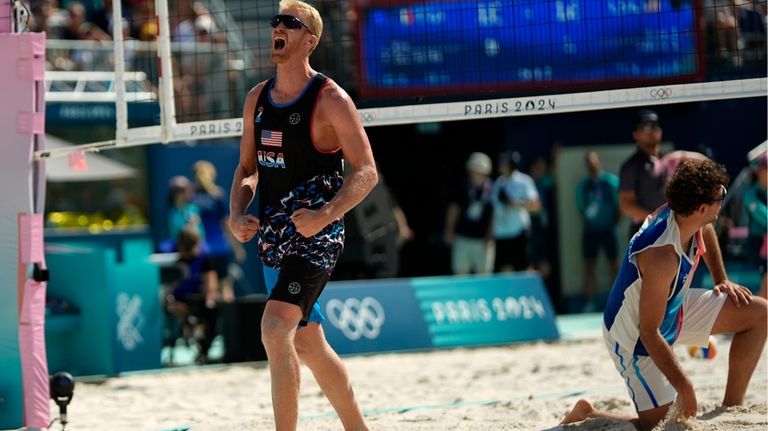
[294,337,319,362]
[260,313,295,350]
[294,326,328,362]
[748,296,767,330]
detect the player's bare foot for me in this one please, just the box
[561,398,595,424]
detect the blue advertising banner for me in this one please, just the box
[320,273,559,355]
[412,274,560,348]
[46,102,159,126]
[320,279,432,355]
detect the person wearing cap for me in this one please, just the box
[619,109,667,239]
[743,151,767,298]
[167,175,204,242]
[444,152,496,275]
[491,151,540,272]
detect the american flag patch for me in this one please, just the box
[261,129,283,147]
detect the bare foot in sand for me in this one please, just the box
[561,398,595,424]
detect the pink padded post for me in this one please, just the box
[0,0,11,33]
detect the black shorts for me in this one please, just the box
[582,229,618,260]
[495,233,529,271]
[268,255,332,326]
[210,253,231,280]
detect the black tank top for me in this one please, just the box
[254,73,343,217]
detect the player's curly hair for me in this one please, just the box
[666,159,729,216]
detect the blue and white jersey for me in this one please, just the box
[603,206,705,356]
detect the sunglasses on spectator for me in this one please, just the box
[638,123,661,132]
[271,14,314,35]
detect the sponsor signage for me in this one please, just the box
[320,273,559,355]
[46,102,159,125]
[321,279,432,355]
[412,274,559,347]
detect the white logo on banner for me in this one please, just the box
[116,293,144,351]
[326,297,385,341]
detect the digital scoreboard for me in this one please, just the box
[357,0,700,99]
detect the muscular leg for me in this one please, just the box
[261,300,303,431]
[295,323,368,431]
[710,296,768,406]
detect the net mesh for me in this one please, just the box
[164,0,766,130]
[37,0,767,146]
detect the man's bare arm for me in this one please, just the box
[619,190,651,223]
[305,84,378,224]
[228,85,263,242]
[701,224,727,283]
[289,82,377,237]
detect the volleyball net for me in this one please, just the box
[33,0,767,160]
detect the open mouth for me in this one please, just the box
[274,37,286,50]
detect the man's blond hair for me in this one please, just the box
[279,0,323,52]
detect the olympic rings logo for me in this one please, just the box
[650,87,673,99]
[359,111,376,124]
[325,297,385,341]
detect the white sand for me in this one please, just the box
[55,335,766,431]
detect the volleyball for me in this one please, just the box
[688,337,717,360]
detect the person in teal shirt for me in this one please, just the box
[167,175,205,242]
[576,151,620,312]
[743,152,767,298]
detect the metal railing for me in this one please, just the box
[45,70,156,103]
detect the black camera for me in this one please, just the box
[50,372,75,430]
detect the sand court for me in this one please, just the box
[53,331,767,431]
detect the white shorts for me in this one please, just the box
[604,288,726,412]
[451,236,495,275]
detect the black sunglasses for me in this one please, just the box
[271,14,314,35]
[712,185,727,204]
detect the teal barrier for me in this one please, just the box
[0,286,23,429]
[413,273,559,347]
[320,273,559,355]
[45,236,162,376]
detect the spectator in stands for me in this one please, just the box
[170,0,197,43]
[736,0,767,62]
[167,175,204,244]
[164,225,218,364]
[131,19,159,92]
[702,0,743,67]
[191,160,244,303]
[444,152,495,275]
[492,150,540,272]
[57,1,110,70]
[29,0,63,37]
[576,151,620,312]
[62,1,110,41]
[90,0,131,37]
